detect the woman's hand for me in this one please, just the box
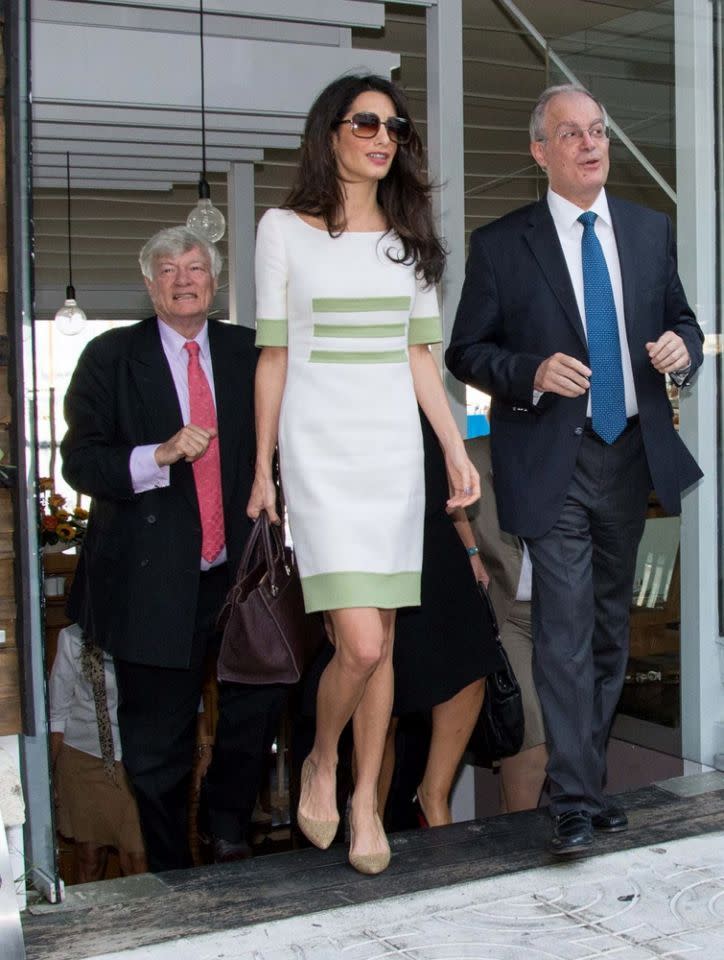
[445,445,480,510]
[246,470,280,523]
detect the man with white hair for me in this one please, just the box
[447,85,703,856]
[63,226,286,872]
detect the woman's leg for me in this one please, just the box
[300,607,388,830]
[498,744,548,813]
[377,716,399,821]
[75,842,109,884]
[349,608,395,862]
[417,679,485,827]
[118,849,149,876]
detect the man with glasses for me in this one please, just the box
[446,84,703,856]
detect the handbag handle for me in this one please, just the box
[259,513,290,597]
[237,512,266,578]
[476,580,501,638]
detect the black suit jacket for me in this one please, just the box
[446,194,704,538]
[62,317,257,668]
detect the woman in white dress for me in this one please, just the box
[247,74,478,874]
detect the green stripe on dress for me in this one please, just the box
[408,315,443,345]
[301,571,420,612]
[312,296,411,313]
[313,322,406,339]
[255,318,288,347]
[309,349,406,364]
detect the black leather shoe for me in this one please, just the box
[550,810,593,856]
[212,837,253,863]
[591,806,628,833]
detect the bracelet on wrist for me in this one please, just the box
[466,546,479,558]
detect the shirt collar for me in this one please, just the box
[547,187,611,232]
[157,317,210,357]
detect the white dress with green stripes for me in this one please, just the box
[255,208,442,614]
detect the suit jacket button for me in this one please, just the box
[140,558,149,567]
[574,426,583,436]
[146,514,156,524]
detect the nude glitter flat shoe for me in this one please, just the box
[296,756,339,850]
[348,814,391,875]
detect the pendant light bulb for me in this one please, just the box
[55,284,87,336]
[187,3,225,243]
[56,152,87,336]
[187,177,226,243]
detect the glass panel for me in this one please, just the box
[7,0,63,900]
[715,1,724,635]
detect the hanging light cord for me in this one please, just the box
[65,151,74,294]
[199,0,207,180]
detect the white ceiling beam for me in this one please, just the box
[361,0,434,5]
[35,0,385,30]
[31,24,399,117]
[32,143,264,162]
[33,155,229,174]
[33,103,306,136]
[35,167,185,182]
[32,122,299,151]
[33,179,176,191]
[32,1,349,45]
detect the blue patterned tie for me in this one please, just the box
[578,211,627,444]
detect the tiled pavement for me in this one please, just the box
[91,831,724,960]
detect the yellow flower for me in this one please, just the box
[48,494,66,509]
[39,477,54,492]
[55,523,76,542]
[55,509,69,521]
[73,507,89,520]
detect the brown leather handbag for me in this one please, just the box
[217,512,322,685]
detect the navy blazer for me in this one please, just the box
[446,194,704,538]
[62,317,257,668]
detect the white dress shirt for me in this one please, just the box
[128,318,227,568]
[49,624,122,761]
[546,188,638,418]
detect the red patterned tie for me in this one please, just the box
[184,340,225,563]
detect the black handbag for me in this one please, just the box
[467,582,525,767]
[217,511,322,685]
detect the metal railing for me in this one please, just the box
[496,0,677,204]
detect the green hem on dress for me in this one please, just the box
[312,296,411,313]
[313,322,406,339]
[309,349,406,364]
[256,318,288,346]
[301,571,420,612]
[408,315,442,345]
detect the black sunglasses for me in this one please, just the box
[336,111,412,145]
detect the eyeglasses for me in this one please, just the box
[336,111,412,145]
[539,122,610,145]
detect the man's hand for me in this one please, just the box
[154,424,216,467]
[534,353,591,397]
[646,332,690,375]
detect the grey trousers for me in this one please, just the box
[525,422,651,816]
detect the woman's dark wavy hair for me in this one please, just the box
[282,73,446,285]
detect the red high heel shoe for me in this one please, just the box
[412,791,430,829]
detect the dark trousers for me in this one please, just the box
[115,564,287,872]
[525,423,651,817]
